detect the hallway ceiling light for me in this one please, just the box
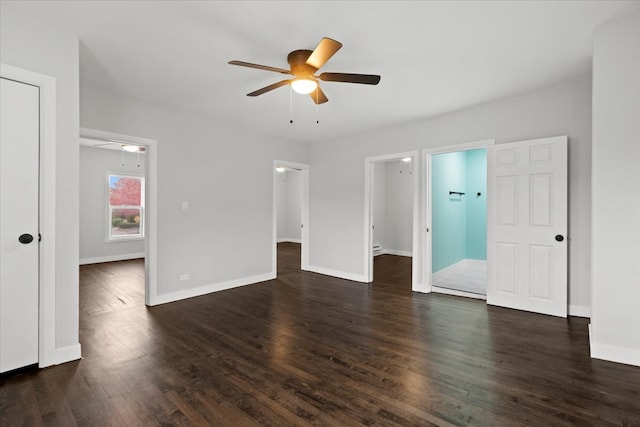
[122,144,144,153]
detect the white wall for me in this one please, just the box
[80,87,310,301]
[79,146,146,263]
[383,160,413,255]
[591,12,640,366]
[371,160,413,255]
[310,73,592,313]
[0,9,80,359]
[275,168,302,242]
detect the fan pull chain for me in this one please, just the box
[316,88,320,124]
[121,146,125,166]
[137,150,141,168]
[290,85,294,124]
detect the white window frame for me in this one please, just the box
[106,173,145,242]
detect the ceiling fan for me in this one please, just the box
[228,37,381,104]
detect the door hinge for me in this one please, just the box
[39,233,42,242]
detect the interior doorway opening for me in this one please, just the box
[79,128,157,306]
[272,160,309,276]
[424,140,494,300]
[364,151,419,287]
[371,158,414,287]
[430,148,487,297]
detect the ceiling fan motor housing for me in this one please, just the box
[287,50,317,77]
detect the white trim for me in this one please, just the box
[590,324,640,367]
[273,160,310,276]
[568,305,591,318]
[422,139,495,301]
[413,282,431,293]
[79,253,145,265]
[277,238,302,244]
[381,249,412,257]
[1,63,61,368]
[364,151,420,290]
[151,272,276,306]
[51,343,82,366]
[306,265,368,283]
[80,128,157,307]
[431,286,487,300]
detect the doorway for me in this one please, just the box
[424,140,494,300]
[430,148,488,297]
[79,128,158,306]
[78,139,147,312]
[364,151,419,286]
[272,160,309,276]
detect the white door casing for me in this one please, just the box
[0,77,40,373]
[487,136,568,317]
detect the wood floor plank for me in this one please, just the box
[1,245,639,425]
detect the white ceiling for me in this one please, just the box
[5,1,640,143]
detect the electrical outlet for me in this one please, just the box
[180,273,190,281]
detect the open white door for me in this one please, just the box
[487,136,568,317]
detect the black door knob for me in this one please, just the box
[555,234,564,242]
[18,234,34,244]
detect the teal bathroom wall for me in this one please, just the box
[432,151,467,272]
[465,149,487,260]
[431,148,486,273]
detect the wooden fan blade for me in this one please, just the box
[247,79,291,97]
[228,60,292,75]
[306,38,343,70]
[310,86,328,104]
[318,72,381,85]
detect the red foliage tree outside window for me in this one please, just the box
[109,175,144,238]
[109,176,141,205]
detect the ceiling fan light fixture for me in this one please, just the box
[290,78,318,95]
[122,144,141,152]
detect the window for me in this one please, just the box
[107,174,144,241]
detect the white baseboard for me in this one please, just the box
[432,286,487,300]
[381,249,412,257]
[277,238,301,243]
[80,252,145,265]
[305,265,368,283]
[149,272,276,306]
[590,324,640,367]
[568,304,591,318]
[43,343,81,367]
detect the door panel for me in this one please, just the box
[1,77,40,373]
[487,136,567,317]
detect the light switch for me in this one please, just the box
[182,201,189,211]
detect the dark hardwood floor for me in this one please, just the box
[2,244,639,425]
